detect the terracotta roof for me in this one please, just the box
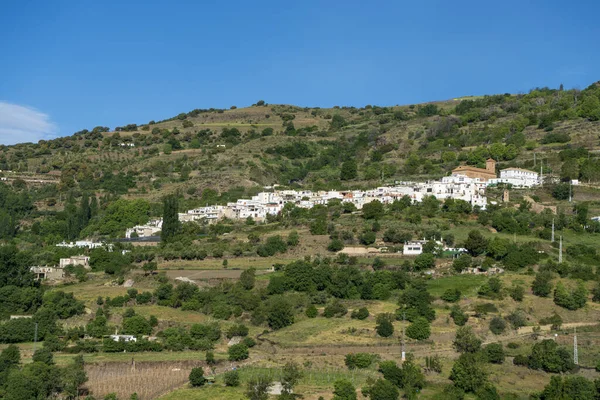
[452,165,495,173]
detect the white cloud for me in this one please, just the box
[0,102,58,145]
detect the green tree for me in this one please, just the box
[161,195,181,242]
[240,268,256,290]
[32,348,54,365]
[532,271,553,297]
[578,94,600,121]
[365,378,399,400]
[122,315,152,336]
[376,314,394,337]
[449,353,487,393]
[332,379,357,400]
[189,367,206,386]
[62,355,88,399]
[413,253,435,271]
[453,326,481,354]
[330,114,347,130]
[489,317,507,335]
[340,160,358,180]
[406,317,430,340]
[484,343,505,364]
[528,339,574,373]
[362,200,384,220]
[305,304,318,318]
[245,376,272,400]
[540,376,597,400]
[551,183,570,200]
[450,305,469,326]
[464,230,488,256]
[281,362,302,396]
[328,239,345,252]
[228,343,249,361]
[267,297,294,330]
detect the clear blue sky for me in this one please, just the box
[0,0,598,144]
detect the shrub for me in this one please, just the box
[376,314,394,337]
[450,305,469,326]
[513,354,528,366]
[333,379,357,400]
[228,343,249,361]
[350,307,369,320]
[205,351,215,365]
[226,324,249,338]
[453,326,482,354]
[345,353,378,370]
[323,301,347,318]
[406,317,431,340]
[489,317,507,335]
[449,353,488,393]
[528,339,574,373]
[441,288,461,303]
[267,297,294,330]
[189,367,206,386]
[484,343,505,364]
[508,285,524,302]
[305,304,318,318]
[224,370,240,387]
[328,239,344,252]
[506,310,527,329]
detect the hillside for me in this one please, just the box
[1,82,600,400]
[1,83,600,210]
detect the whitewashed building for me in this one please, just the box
[403,240,426,255]
[488,168,540,188]
[126,219,163,238]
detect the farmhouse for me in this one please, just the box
[30,265,65,280]
[59,255,90,269]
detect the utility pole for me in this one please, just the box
[533,152,536,167]
[401,312,406,362]
[540,162,543,187]
[558,235,563,264]
[569,181,572,203]
[551,218,555,243]
[574,326,579,365]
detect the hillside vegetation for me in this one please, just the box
[1,82,600,400]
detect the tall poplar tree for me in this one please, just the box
[161,195,180,242]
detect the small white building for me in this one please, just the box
[488,168,539,188]
[110,334,137,342]
[126,219,163,238]
[403,240,427,256]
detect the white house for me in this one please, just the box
[488,168,539,188]
[126,219,163,238]
[110,334,137,342]
[403,240,426,256]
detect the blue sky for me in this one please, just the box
[0,0,598,144]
